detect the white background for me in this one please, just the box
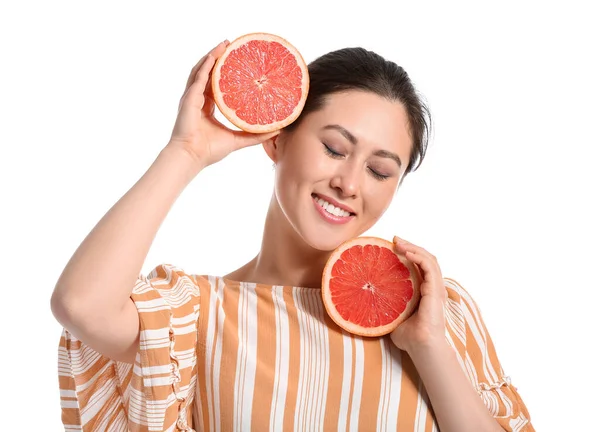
[1,1,598,430]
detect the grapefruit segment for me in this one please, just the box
[211,33,309,133]
[322,237,422,337]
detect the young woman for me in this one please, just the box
[52,40,534,431]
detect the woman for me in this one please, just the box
[52,40,534,431]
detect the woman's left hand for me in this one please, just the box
[389,236,448,353]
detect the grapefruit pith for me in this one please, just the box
[322,237,422,337]
[211,33,309,133]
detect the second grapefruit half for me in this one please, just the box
[322,237,422,337]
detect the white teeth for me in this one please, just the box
[314,196,351,217]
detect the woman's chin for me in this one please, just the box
[301,229,355,253]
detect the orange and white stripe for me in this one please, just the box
[269,286,290,431]
[376,338,403,431]
[57,264,534,431]
[292,288,331,431]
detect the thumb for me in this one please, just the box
[232,130,280,150]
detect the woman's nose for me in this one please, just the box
[330,164,360,198]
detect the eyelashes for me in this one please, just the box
[322,143,344,159]
[322,143,390,181]
[368,167,389,181]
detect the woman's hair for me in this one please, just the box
[285,47,432,178]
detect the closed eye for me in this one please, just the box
[322,143,344,159]
[368,168,389,181]
[324,143,391,180]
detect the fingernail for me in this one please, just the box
[393,236,401,244]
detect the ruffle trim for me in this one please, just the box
[169,314,195,431]
[477,375,512,394]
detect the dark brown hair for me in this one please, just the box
[285,47,432,180]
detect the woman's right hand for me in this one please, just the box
[167,40,279,170]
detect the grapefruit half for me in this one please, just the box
[322,237,422,337]
[211,33,309,133]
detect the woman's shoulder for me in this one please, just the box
[138,263,215,293]
[443,276,480,307]
[441,277,488,331]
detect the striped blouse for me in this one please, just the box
[57,264,534,431]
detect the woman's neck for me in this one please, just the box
[224,195,330,288]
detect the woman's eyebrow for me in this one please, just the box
[322,124,403,168]
[373,149,402,168]
[323,124,358,145]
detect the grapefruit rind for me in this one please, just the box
[322,237,422,337]
[211,33,310,133]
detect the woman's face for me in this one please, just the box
[268,90,413,251]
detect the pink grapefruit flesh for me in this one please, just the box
[211,33,309,133]
[322,237,422,337]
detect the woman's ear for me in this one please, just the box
[262,133,281,163]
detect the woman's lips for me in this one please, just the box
[312,192,356,214]
[312,195,354,225]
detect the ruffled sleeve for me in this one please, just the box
[443,278,535,432]
[57,264,202,431]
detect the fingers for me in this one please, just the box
[180,44,230,112]
[178,41,229,112]
[393,236,445,298]
[397,244,438,278]
[191,53,218,101]
[393,236,437,264]
[184,40,229,94]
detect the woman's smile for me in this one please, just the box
[312,193,355,224]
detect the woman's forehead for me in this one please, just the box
[305,91,412,154]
